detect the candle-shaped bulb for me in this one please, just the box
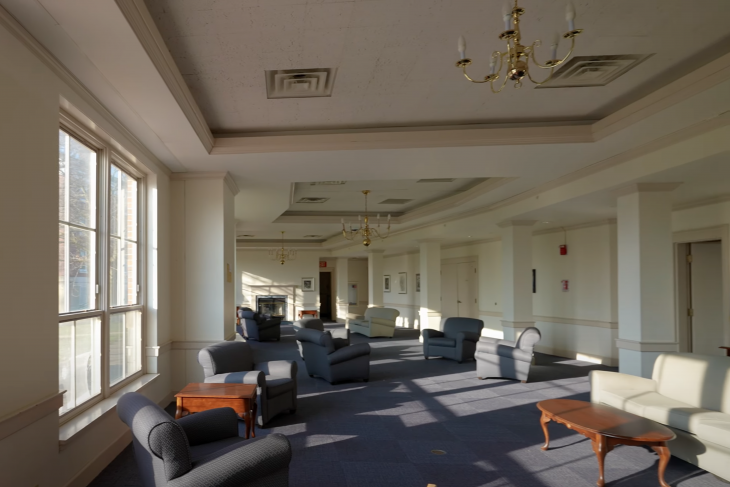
[550,32,560,59]
[566,2,575,31]
[489,55,497,74]
[502,3,512,30]
[457,35,466,59]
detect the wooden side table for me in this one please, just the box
[299,310,318,319]
[175,383,257,439]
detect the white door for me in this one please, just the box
[457,261,477,317]
[690,241,724,356]
[441,264,458,319]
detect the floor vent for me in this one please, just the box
[536,54,654,88]
[379,199,413,205]
[297,197,330,204]
[417,178,456,183]
[265,68,337,99]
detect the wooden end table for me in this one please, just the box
[175,383,257,439]
[537,399,675,487]
[299,310,318,319]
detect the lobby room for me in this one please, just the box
[2,0,730,486]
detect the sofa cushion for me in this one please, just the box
[652,353,730,414]
[364,307,399,321]
[429,337,456,348]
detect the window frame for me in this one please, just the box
[58,112,147,424]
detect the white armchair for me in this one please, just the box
[347,307,400,338]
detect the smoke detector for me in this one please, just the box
[537,54,654,88]
[265,68,337,99]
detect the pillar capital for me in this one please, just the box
[614,182,682,198]
[497,220,538,229]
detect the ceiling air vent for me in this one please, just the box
[239,235,255,237]
[265,68,337,99]
[296,197,329,204]
[537,54,654,88]
[417,178,456,183]
[303,235,323,238]
[379,199,413,205]
[310,181,346,186]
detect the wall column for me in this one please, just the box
[498,220,536,341]
[367,250,384,307]
[616,183,681,377]
[419,241,442,330]
[335,257,349,323]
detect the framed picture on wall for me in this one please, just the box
[348,282,358,305]
[398,272,407,294]
[416,273,421,292]
[302,277,315,292]
[383,275,391,293]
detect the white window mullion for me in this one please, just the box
[99,147,111,398]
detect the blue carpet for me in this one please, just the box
[89,323,728,487]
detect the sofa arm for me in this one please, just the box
[476,338,515,353]
[169,434,292,487]
[328,343,371,366]
[256,360,297,380]
[177,407,239,446]
[589,370,657,404]
[457,331,481,343]
[422,329,444,341]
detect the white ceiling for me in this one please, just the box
[144,0,730,133]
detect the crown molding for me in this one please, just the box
[170,171,239,195]
[0,4,172,178]
[673,194,730,212]
[114,0,214,154]
[613,182,683,197]
[532,219,617,236]
[497,220,538,228]
[211,124,594,154]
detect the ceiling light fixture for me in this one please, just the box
[341,190,390,247]
[269,231,296,265]
[455,0,582,91]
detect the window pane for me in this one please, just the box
[59,130,97,228]
[109,310,142,386]
[59,317,101,415]
[59,225,96,313]
[110,165,138,241]
[110,239,137,307]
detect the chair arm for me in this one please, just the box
[168,434,292,487]
[476,338,515,353]
[177,407,239,446]
[240,370,265,387]
[328,343,371,366]
[422,329,444,341]
[256,360,297,380]
[457,331,481,343]
[589,370,656,404]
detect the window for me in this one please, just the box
[58,123,144,418]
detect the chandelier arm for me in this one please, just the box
[461,66,491,84]
[526,66,555,85]
[489,73,510,94]
[530,36,576,69]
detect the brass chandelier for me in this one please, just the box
[455,0,582,91]
[341,190,391,247]
[269,231,296,265]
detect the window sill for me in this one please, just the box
[59,373,159,450]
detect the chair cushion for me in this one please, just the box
[429,337,456,348]
[265,377,294,399]
[477,341,532,362]
[333,337,349,350]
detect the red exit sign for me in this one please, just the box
[319,261,327,268]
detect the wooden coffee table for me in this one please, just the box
[537,399,675,487]
[175,383,257,439]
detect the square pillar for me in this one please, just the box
[367,250,384,307]
[419,241,442,330]
[335,257,349,323]
[498,220,536,341]
[616,183,681,377]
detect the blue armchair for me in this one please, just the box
[422,317,484,363]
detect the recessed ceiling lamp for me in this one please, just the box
[269,231,296,266]
[341,190,391,247]
[455,0,582,91]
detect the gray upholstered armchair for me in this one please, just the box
[422,317,484,363]
[238,309,282,341]
[475,327,542,383]
[295,328,370,384]
[292,318,349,358]
[198,341,297,426]
[117,392,292,487]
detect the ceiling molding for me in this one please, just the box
[532,219,617,236]
[673,194,730,212]
[236,240,325,248]
[441,237,501,250]
[170,171,239,195]
[593,53,730,141]
[613,182,683,197]
[0,3,172,177]
[497,220,538,228]
[114,0,214,154]
[211,124,594,154]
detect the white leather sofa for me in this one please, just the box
[590,352,730,481]
[347,307,400,338]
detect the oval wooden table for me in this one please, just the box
[537,399,676,487]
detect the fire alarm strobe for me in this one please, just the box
[559,244,568,255]
[561,280,569,292]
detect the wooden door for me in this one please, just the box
[319,271,332,321]
[689,241,724,355]
[440,264,458,319]
[457,261,477,318]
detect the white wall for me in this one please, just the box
[382,253,420,328]
[0,17,171,487]
[347,259,369,315]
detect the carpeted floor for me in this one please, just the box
[89,323,728,487]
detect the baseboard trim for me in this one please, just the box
[535,345,618,367]
[62,430,132,487]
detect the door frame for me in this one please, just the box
[673,225,730,352]
[441,255,479,319]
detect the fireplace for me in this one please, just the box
[257,295,287,318]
